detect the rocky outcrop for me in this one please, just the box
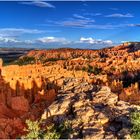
[11,96,29,112]
[42,79,140,139]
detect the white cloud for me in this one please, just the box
[103,40,113,45]
[0,28,44,37]
[20,1,55,8]
[47,14,95,28]
[128,24,140,27]
[37,37,113,46]
[73,14,90,20]
[80,37,113,45]
[55,18,95,28]
[69,23,126,29]
[105,13,134,18]
[37,36,69,44]
[45,18,129,29]
[84,13,102,16]
[62,19,94,27]
[0,36,114,49]
[24,40,35,44]
[80,37,96,44]
[0,36,20,43]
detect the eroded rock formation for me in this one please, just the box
[1,42,140,138]
[0,62,58,138]
[43,79,139,139]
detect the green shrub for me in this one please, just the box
[59,120,72,138]
[44,120,72,139]
[22,119,72,139]
[44,125,61,139]
[22,120,41,139]
[130,111,140,139]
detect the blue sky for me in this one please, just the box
[0,1,140,49]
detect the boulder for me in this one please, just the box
[11,96,29,112]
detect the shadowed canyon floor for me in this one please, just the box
[1,42,140,138]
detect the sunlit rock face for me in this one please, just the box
[0,62,59,138]
[0,60,90,138]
